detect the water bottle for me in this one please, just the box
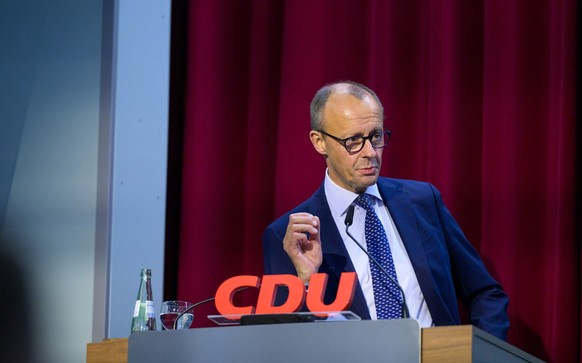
[131,268,157,332]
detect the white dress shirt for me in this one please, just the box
[324,171,433,327]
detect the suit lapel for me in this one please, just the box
[377,179,443,316]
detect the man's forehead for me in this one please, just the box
[326,92,381,117]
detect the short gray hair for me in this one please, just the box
[309,81,384,131]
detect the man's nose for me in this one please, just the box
[360,139,377,157]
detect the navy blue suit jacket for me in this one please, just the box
[262,177,509,340]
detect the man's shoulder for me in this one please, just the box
[376,177,442,207]
[377,176,435,192]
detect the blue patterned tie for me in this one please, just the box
[354,193,403,319]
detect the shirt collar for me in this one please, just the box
[324,169,383,218]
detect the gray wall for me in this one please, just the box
[106,0,170,339]
[0,0,170,362]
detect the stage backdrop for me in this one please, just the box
[165,1,578,362]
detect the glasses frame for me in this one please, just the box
[318,130,392,155]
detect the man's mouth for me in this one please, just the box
[358,166,378,175]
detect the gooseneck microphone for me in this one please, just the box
[172,296,215,329]
[172,287,250,329]
[344,204,410,319]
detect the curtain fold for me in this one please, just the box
[171,1,578,362]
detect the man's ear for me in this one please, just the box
[310,130,327,156]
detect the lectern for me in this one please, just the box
[87,322,544,363]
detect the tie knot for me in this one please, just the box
[354,193,373,212]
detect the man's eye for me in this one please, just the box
[371,132,382,141]
[347,136,363,144]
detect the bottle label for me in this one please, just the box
[133,300,155,318]
[146,300,155,318]
[133,300,141,318]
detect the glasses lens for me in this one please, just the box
[371,132,386,148]
[340,131,390,153]
[345,136,364,153]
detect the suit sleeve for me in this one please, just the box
[429,183,510,340]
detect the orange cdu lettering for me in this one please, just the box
[215,275,260,317]
[214,273,358,319]
[255,274,306,314]
[306,272,357,316]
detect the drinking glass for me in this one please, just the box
[160,301,194,330]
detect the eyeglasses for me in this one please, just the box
[319,130,392,155]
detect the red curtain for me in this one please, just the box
[170,1,578,362]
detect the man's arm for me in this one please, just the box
[264,212,322,283]
[282,213,322,283]
[429,183,510,340]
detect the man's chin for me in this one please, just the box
[354,175,379,193]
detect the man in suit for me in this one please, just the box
[262,81,509,340]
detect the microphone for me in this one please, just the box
[344,204,410,319]
[172,296,214,329]
[172,287,250,329]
